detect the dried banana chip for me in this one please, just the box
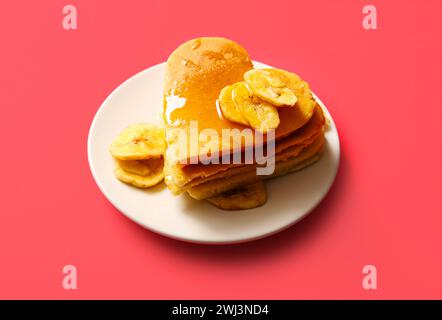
[116,158,163,176]
[244,69,297,106]
[110,123,165,160]
[114,158,164,188]
[276,69,316,114]
[207,180,267,210]
[218,84,249,126]
[232,82,280,131]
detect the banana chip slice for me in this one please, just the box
[110,123,166,160]
[218,84,249,126]
[276,69,316,114]
[207,180,267,210]
[114,158,164,188]
[116,158,163,176]
[232,82,280,131]
[244,69,297,107]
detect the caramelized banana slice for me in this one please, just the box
[114,158,164,188]
[244,69,297,106]
[232,82,280,131]
[110,124,165,160]
[218,84,249,126]
[207,180,267,210]
[116,158,164,176]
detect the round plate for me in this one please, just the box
[88,62,340,244]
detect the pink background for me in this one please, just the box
[0,0,441,299]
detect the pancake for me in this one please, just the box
[186,134,325,200]
[163,37,316,165]
[186,132,322,188]
[162,37,325,204]
[165,104,325,189]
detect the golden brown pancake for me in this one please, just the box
[186,135,325,200]
[165,105,325,190]
[185,132,322,188]
[162,37,324,199]
[163,37,316,165]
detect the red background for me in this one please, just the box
[0,0,441,299]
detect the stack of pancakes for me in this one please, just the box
[163,37,325,201]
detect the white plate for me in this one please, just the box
[88,62,340,244]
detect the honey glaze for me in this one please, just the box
[164,37,252,132]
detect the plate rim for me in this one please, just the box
[87,61,341,245]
